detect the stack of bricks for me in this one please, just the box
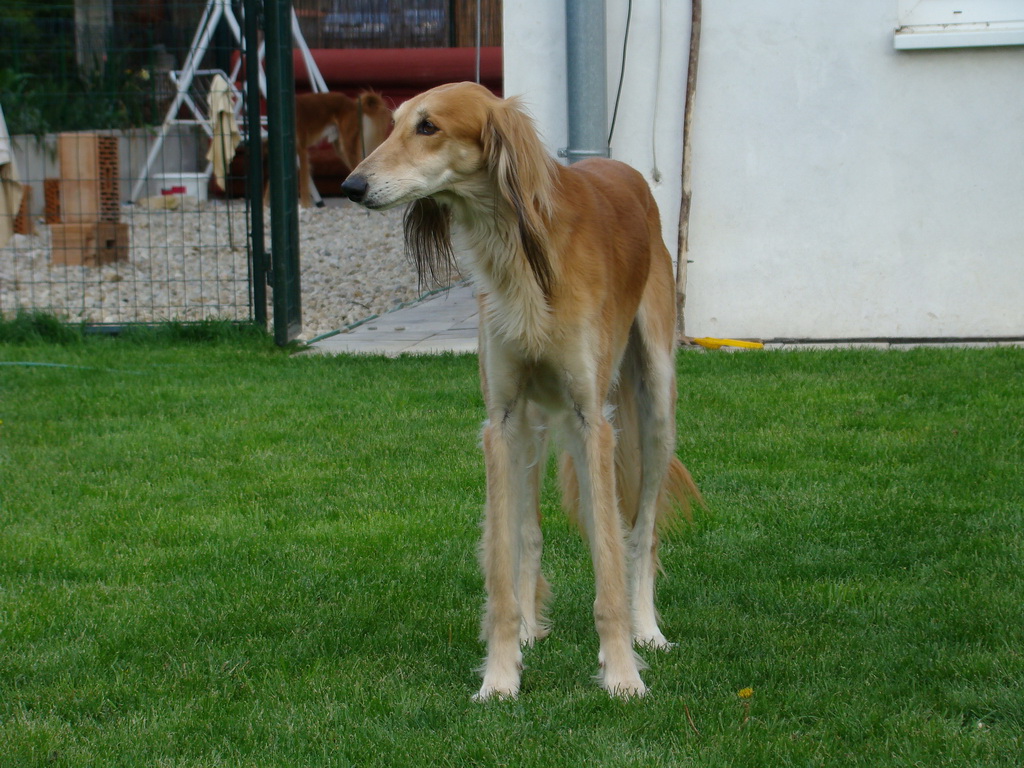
[13,184,33,236]
[50,133,129,267]
[43,178,61,224]
[97,135,121,222]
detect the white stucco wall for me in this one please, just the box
[504,1,1024,339]
[503,1,691,290]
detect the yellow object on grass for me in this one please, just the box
[692,337,765,350]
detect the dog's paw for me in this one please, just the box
[472,682,519,702]
[634,631,675,651]
[604,675,648,699]
[474,654,522,702]
[598,645,648,698]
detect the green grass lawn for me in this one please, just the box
[1,328,1021,766]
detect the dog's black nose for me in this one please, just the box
[341,175,368,203]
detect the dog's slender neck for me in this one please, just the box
[447,184,555,355]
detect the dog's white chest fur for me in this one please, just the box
[452,222,552,355]
[319,123,340,144]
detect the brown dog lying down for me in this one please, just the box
[293,91,391,207]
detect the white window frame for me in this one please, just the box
[894,0,1024,49]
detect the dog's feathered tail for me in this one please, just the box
[356,90,386,112]
[558,442,701,541]
[356,90,391,161]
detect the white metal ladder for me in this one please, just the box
[130,0,327,203]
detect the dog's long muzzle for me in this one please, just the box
[340,175,369,204]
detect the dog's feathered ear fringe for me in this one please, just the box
[484,97,556,298]
[404,197,456,290]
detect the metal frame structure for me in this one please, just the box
[129,0,326,203]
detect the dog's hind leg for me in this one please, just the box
[627,266,680,650]
[517,402,550,647]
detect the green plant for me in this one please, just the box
[1,62,160,135]
[0,310,84,345]
[0,3,161,135]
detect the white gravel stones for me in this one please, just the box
[295,199,420,339]
[0,196,422,339]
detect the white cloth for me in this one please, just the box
[0,101,25,248]
[205,74,242,192]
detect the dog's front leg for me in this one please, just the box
[475,408,531,700]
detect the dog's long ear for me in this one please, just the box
[484,98,555,298]
[404,197,456,290]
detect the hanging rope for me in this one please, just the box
[676,0,702,338]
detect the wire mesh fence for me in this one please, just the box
[1,0,500,332]
[2,131,255,327]
[1,0,256,328]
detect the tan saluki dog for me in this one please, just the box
[294,91,391,207]
[341,82,700,699]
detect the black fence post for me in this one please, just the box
[244,0,268,330]
[264,0,302,345]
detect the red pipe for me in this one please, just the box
[293,47,503,102]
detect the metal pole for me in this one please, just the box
[264,0,302,344]
[244,0,267,329]
[564,0,609,163]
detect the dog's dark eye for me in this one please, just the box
[416,119,439,136]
